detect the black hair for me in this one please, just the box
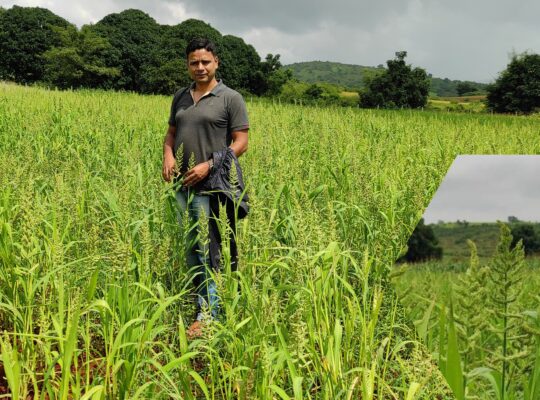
[185,38,218,58]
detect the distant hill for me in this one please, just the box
[285,61,488,97]
[431,222,540,261]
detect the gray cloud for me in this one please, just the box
[1,0,539,81]
[174,0,410,34]
[423,156,540,223]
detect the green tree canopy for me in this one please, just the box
[42,25,120,89]
[143,20,261,94]
[0,6,290,96]
[250,54,292,96]
[510,223,540,256]
[220,35,261,91]
[0,6,71,83]
[398,218,443,263]
[456,81,479,96]
[90,9,161,91]
[486,52,540,114]
[360,51,430,109]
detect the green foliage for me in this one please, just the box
[304,83,324,100]
[89,9,161,91]
[42,25,120,89]
[486,52,540,114]
[140,59,190,95]
[360,51,430,109]
[250,54,292,96]
[279,80,311,102]
[399,218,443,263]
[456,81,480,96]
[0,6,293,96]
[278,81,344,106]
[0,6,71,83]
[510,223,540,256]
[220,35,261,91]
[285,61,379,91]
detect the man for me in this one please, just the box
[162,38,249,338]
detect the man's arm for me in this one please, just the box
[229,129,248,157]
[162,124,176,182]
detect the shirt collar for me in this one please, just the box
[189,79,225,97]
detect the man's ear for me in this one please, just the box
[215,56,219,68]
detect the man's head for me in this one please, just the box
[186,38,219,85]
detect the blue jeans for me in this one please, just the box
[175,188,219,320]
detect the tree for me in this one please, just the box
[42,25,119,89]
[360,51,430,109]
[0,6,71,83]
[220,35,261,91]
[486,52,540,114]
[249,54,292,96]
[304,83,324,100]
[456,81,478,96]
[398,218,443,263]
[138,24,189,95]
[510,223,540,256]
[507,216,520,223]
[89,9,161,91]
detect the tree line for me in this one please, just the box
[0,6,290,96]
[1,6,538,114]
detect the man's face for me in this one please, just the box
[187,49,219,85]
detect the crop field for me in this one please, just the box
[0,82,539,399]
[393,227,540,399]
[427,98,486,113]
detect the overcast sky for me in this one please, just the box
[422,156,540,224]
[2,0,540,82]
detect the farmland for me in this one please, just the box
[1,82,539,399]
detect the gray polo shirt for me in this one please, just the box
[168,80,249,174]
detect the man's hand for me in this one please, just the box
[183,161,210,187]
[162,153,176,182]
[163,125,176,182]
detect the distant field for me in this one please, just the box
[339,90,360,104]
[430,222,540,261]
[427,97,486,112]
[434,95,486,102]
[338,92,486,112]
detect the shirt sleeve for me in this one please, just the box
[168,94,177,126]
[228,93,250,131]
[169,89,185,126]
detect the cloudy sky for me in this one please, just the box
[2,0,539,82]
[422,156,540,224]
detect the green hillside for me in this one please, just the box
[285,61,382,91]
[285,61,488,97]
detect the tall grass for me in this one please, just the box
[1,83,540,398]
